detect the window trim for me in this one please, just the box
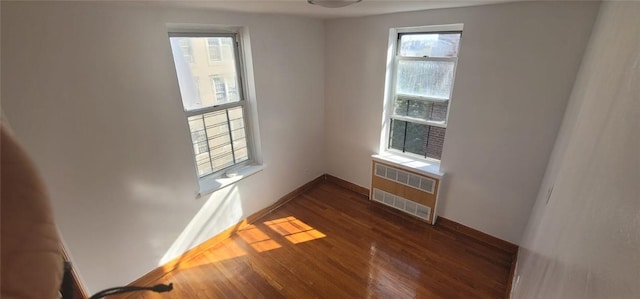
[381,24,463,163]
[169,31,259,187]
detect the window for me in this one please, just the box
[211,76,227,102]
[207,38,222,62]
[385,26,462,161]
[178,39,194,63]
[170,34,251,178]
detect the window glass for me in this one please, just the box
[170,36,239,111]
[389,120,446,160]
[399,33,461,58]
[396,60,455,100]
[393,98,449,123]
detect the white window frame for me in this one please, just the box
[169,29,263,195]
[381,24,463,162]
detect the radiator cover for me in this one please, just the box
[370,160,443,225]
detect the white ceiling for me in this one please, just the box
[144,0,526,19]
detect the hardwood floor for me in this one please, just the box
[122,181,514,298]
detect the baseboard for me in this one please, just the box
[123,219,249,293]
[120,173,518,298]
[504,250,519,298]
[434,218,519,299]
[435,217,518,255]
[122,174,326,294]
[60,244,89,299]
[246,174,326,224]
[323,175,519,255]
[324,174,369,197]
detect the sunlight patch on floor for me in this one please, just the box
[264,216,326,244]
[159,186,243,266]
[237,224,282,252]
[207,241,247,263]
[169,216,327,269]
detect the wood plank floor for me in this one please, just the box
[124,182,514,298]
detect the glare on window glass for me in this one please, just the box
[396,60,456,100]
[399,33,461,58]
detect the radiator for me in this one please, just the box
[370,159,443,225]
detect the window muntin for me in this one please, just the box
[170,34,251,178]
[388,31,461,160]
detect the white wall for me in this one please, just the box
[324,1,599,243]
[514,1,640,297]
[1,2,325,294]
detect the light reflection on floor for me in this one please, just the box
[366,243,420,298]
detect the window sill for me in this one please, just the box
[372,153,444,179]
[197,163,264,198]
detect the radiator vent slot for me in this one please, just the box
[374,163,435,193]
[372,188,431,222]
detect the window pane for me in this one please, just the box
[186,106,249,177]
[389,119,406,152]
[233,138,247,150]
[235,148,249,163]
[192,129,209,155]
[170,36,240,111]
[393,98,449,123]
[209,135,231,149]
[389,120,446,160]
[231,128,246,140]
[203,111,227,127]
[396,60,455,100]
[212,153,234,170]
[211,143,233,157]
[399,33,461,58]
[228,106,243,119]
[426,126,446,160]
[404,122,428,156]
[195,153,213,176]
